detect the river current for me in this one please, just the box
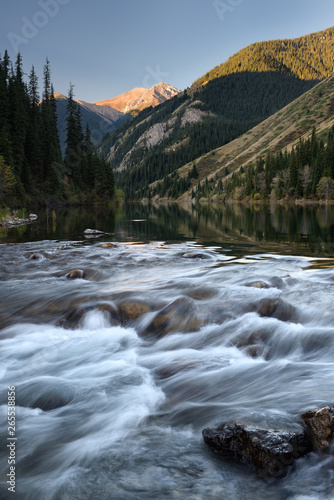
[0,204,334,499]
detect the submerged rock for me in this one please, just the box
[101,242,116,248]
[301,406,334,449]
[29,253,43,260]
[83,228,105,235]
[119,300,151,322]
[202,420,312,477]
[247,281,269,289]
[256,297,296,322]
[59,301,120,329]
[31,393,71,411]
[143,297,202,338]
[66,269,86,280]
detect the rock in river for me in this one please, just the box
[302,406,334,449]
[202,420,312,477]
[66,269,86,280]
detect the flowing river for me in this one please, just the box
[0,203,334,499]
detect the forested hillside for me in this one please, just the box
[174,74,334,203]
[0,52,115,206]
[102,73,317,200]
[194,26,334,86]
[103,26,334,201]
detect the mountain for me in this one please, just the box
[194,26,334,86]
[176,73,334,201]
[55,83,179,153]
[100,26,334,201]
[54,93,130,154]
[94,82,180,114]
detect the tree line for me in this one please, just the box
[195,127,334,202]
[194,27,334,86]
[112,71,316,201]
[0,51,115,206]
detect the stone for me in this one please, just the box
[301,406,334,449]
[247,281,269,289]
[29,213,38,220]
[29,253,42,260]
[83,228,105,235]
[143,297,202,338]
[256,298,296,322]
[101,242,116,248]
[181,252,210,259]
[202,420,312,477]
[244,344,268,359]
[119,300,151,322]
[66,269,85,280]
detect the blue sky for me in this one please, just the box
[1,0,334,102]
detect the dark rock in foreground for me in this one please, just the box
[202,420,312,477]
[302,406,334,449]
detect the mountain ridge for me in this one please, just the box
[102,25,334,201]
[53,82,179,152]
[194,26,334,86]
[175,73,334,202]
[94,82,180,114]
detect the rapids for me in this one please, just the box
[0,209,334,499]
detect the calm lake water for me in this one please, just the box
[0,203,334,499]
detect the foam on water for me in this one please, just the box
[0,241,334,499]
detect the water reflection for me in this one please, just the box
[1,203,334,257]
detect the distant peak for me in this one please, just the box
[53,92,67,99]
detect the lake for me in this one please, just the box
[0,202,334,499]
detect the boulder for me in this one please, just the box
[202,420,312,477]
[83,228,105,234]
[143,297,202,338]
[256,298,296,322]
[29,253,43,260]
[181,252,211,259]
[101,242,116,248]
[119,300,151,323]
[246,281,269,289]
[66,269,86,280]
[301,406,334,449]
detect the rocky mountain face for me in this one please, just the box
[54,93,130,154]
[54,83,179,153]
[94,82,180,114]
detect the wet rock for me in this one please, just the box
[244,344,268,359]
[119,300,151,322]
[31,393,71,411]
[181,252,210,259]
[301,406,334,449]
[66,269,86,280]
[202,420,312,477]
[256,298,296,322]
[59,301,120,329]
[83,228,105,235]
[29,253,43,260]
[247,281,269,289]
[186,286,218,301]
[101,242,116,248]
[143,297,203,338]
